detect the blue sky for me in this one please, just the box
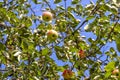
[0,0,119,79]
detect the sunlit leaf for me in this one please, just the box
[42,48,49,56]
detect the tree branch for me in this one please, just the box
[0,69,8,71]
[87,17,119,58]
[44,0,53,12]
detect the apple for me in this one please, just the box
[47,30,58,41]
[78,50,86,58]
[112,68,119,75]
[62,70,73,79]
[42,11,53,22]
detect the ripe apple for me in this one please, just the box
[62,70,73,79]
[42,11,53,22]
[47,30,58,41]
[78,50,86,58]
[112,68,119,75]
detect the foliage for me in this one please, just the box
[0,0,120,79]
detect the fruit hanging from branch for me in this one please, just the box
[47,30,58,41]
[62,69,74,79]
[42,11,53,22]
[78,50,86,58]
[112,68,119,75]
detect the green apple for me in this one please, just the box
[47,30,58,41]
[42,11,53,22]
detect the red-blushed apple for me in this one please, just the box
[42,11,53,22]
[62,69,74,79]
[47,30,58,41]
[112,68,119,75]
[78,50,86,58]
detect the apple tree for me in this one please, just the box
[0,0,120,79]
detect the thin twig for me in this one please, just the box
[64,0,67,20]
[44,0,53,12]
[0,69,8,71]
[74,1,100,32]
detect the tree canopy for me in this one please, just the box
[0,0,120,80]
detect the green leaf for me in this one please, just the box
[100,4,111,11]
[110,47,115,52]
[0,43,5,51]
[38,23,45,30]
[85,4,94,10]
[105,61,115,78]
[115,36,120,52]
[111,6,118,14]
[86,16,95,20]
[54,46,63,52]
[57,66,64,71]
[14,51,22,57]
[67,6,74,12]
[42,48,49,56]
[21,17,32,27]
[68,11,75,21]
[54,0,62,4]
[72,0,80,4]
[21,39,28,52]
[69,46,77,53]
[28,41,35,52]
[105,61,115,72]
[105,72,111,78]
[32,0,38,4]
[0,2,3,7]
[41,63,48,75]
